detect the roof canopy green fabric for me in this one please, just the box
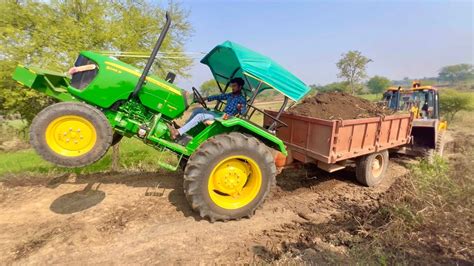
[200,41,310,101]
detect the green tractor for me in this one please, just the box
[12,13,310,221]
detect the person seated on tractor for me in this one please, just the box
[169,77,247,141]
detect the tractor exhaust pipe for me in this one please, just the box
[131,11,172,99]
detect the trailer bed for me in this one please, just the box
[264,111,413,164]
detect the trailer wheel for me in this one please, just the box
[30,102,113,167]
[355,150,389,187]
[183,132,276,222]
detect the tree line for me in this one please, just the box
[312,51,473,95]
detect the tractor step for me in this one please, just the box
[156,146,183,171]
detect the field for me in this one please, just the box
[0,101,473,264]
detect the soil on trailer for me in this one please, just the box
[288,92,394,120]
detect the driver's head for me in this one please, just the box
[230,77,244,94]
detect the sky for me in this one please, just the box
[172,0,473,89]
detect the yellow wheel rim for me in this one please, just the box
[45,115,97,157]
[208,155,262,210]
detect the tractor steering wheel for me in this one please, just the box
[192,87,208,109]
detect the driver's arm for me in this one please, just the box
[238,98,247,115]
[207,93,230,102]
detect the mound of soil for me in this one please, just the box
[288,92,393,120]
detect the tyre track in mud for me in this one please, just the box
[0,158,410,264]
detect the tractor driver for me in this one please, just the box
[169,77,247,141]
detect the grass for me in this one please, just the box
[0,137,174,179]
[323,151,474,264]
[0,119,29,142]
[346,115,474,264]
[449,109,474,130]
[4,119,28,130]
[358,93,381,102]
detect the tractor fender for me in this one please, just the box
[217,117,288,156]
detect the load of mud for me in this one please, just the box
[287,92,394,120]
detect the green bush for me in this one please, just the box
[439,89,474,121]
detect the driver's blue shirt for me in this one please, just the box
[207,92,247,116]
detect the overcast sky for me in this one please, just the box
[172,0,473,89]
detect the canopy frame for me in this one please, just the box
[201,41,310,102]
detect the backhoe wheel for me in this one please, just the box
[183,132,276,222]
[355,150,389,187]
[423,130,446,163]
[30,102,113,167]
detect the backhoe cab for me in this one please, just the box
[382,81,447,160]
[11,12,311,221]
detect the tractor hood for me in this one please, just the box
[201,41,310,101]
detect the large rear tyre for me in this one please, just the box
[183,132,276,222]
[355,150,389,187]
[30,102,113,167]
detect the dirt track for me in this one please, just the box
[0,156,412,264]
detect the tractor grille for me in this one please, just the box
[71,55,98,90]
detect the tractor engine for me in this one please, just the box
[67,51,188,120]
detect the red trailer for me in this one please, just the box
[264,111,413,186]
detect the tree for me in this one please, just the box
[0,0,192,123]
[367,76,391,94]
[438,64,474,84]
[336,51,372,95]
[439,89,474,121]
[199,79,222,97]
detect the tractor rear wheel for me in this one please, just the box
[355,150,389,187]
[183,132,276,222]
[30,102,113,167]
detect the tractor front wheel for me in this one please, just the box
[30,102,113,167]
[183,132,276,222]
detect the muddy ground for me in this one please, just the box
[0,153,413,264]
[1,127,471,264]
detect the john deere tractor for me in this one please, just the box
[12,13,310,221]
[382,81,447,160]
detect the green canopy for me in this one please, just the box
[200,41,310,101]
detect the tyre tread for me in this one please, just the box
[30,102,112,167]
[183,132,276,222]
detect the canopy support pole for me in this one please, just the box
[243,74,255,100]
[244,81,262,117]
[268,96,289,131]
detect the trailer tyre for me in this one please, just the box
[355,150,389,187]
[30,102,113,167]
[183,132,276,222]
